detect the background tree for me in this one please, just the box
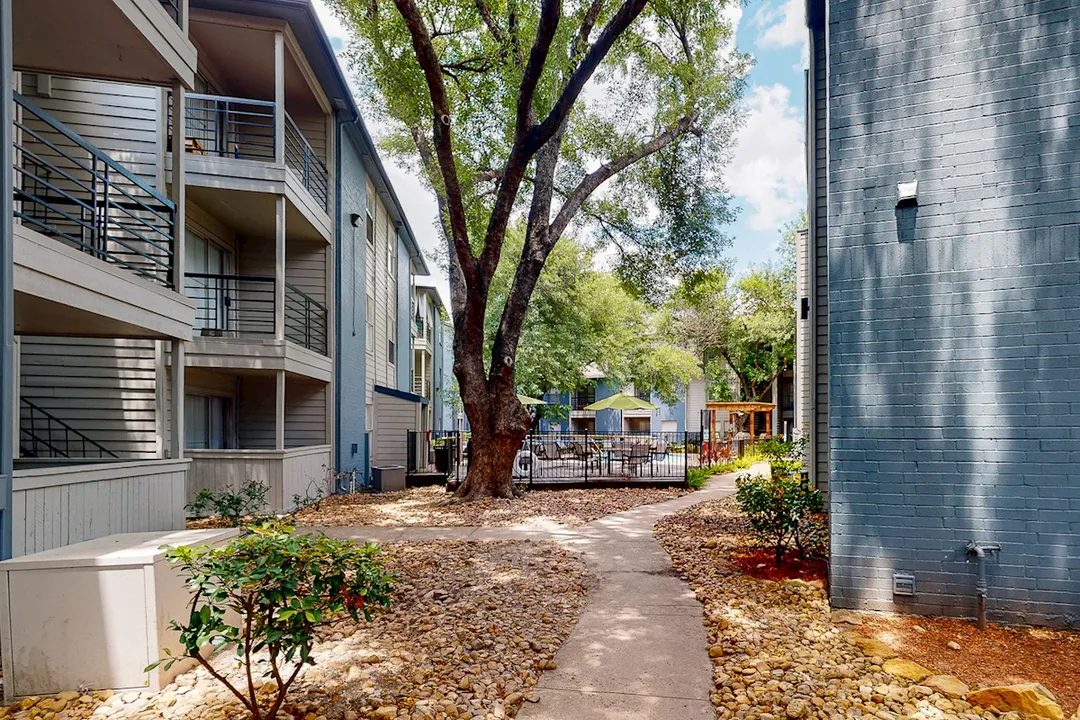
[667,213,804,403]
[330,0,747,498]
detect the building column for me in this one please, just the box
[273,31,285,164]
[771,379,779,440]
[170,342,185,458]
[275,370,285,451]
[274,195,286,339]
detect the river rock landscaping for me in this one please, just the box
[0,540,588,720]
[654,497,1080,720]
[290,485,690,528]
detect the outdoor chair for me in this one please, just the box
[651,440,669,461]
[571,440,601,473]
[626,443,651,476]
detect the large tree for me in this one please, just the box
[667,214,804,402]
[329,0,746,498]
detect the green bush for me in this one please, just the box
[735,472,823,563]
[186,480,269,527]
[150,521,394,720]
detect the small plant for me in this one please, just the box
[186,480,270,527]
[149,521,394,720]
[735,471,823,563]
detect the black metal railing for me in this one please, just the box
[20,398,118,459]
[185,273,276,337]
[285,283,328,355]
[159,0,181,24]
[284,113,329,210]
[427,430,703,488]
[180,93,276,161]
[571,389,595,409]
[14,93,176,287]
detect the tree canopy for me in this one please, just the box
[326,0,748,497]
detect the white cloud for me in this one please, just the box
[751,0,805,50]
[725,84,805,232]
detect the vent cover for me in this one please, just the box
[893,573,916,596]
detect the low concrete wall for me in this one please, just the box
[11,459,190,557]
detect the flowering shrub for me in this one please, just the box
[149,521,394,720]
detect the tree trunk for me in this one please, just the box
[455,382,531,499]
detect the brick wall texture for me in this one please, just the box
[826,0,1080,627]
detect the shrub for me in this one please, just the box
[186,480,269,527]
[150,521,394,720]
[735,472,823,563]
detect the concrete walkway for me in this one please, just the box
[311,467,754,720]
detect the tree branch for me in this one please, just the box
[549,112,699,239]
[391,0,477,288]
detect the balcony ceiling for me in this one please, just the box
[187,186,327,243]
[190,16,322,115]
[14,0,194,87]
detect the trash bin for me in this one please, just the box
[372,465,406,493]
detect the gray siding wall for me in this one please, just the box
[827,0,1080,627]
[19,338,160,458]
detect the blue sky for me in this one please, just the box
[313,0,807,301]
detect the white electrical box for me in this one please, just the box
[0,528,238,701]
[897,180,918,205]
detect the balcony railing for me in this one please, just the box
[285,283,328,355]
[159,0,181,24]
[13,93,176,287]
[182,93,276,161]
[185,273,276,338]
[172,93,329,211]
[284,113,329,210]
[412,376,428,397]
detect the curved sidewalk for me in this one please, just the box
[310,467,754,720]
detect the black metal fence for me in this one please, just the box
[186,272,276,337]
[182,93,276,161]
[284,283,328,354]
[407,431,703,488]
[284,114,329,210]
[14,93,176,287]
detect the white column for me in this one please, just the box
[274,195,286,340]
[771,379,779,440]
[170,342,185,459]
[275,370,285,451]
[273,31,285,164]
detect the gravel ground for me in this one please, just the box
[4,540,589,720]
[654,498,1024,720]
[289,485,691,528]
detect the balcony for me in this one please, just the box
[12,93,193,339]
[13,0,196,88]
[184,272,330,380]
[172,93,332,241]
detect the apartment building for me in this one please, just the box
[803,0,1080,626]
[0,0,430,558]
[411,283,445,435]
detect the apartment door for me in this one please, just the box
[185,394,229,449]
[186,231,229,334]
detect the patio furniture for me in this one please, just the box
[571,440,601,473]
[651,439,669,461]
[626,443,651,476]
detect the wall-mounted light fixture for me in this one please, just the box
[350,213,361,227]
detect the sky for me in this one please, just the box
[312,0,807,305]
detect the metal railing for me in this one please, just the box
[185,273,276,337]
[14,93,176,287]
[284,113,329,210]
[159,0,181,23]
[571,390,595,409]
[285,283,328,355]
[20,398,118,459]
[180,93,276,161]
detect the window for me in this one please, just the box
[387,235,396,279]
[366,293,374,352]
[185,230,230,333]
[365,211,375,249]
[388,338,396,365]
[185,394,229,449]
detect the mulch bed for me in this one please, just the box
[858,613,1080,711]
[733,547,828,584]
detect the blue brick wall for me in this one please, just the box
[334,125,369,476]
[827,0,1080,627]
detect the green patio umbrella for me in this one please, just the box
[584,392,657,434]
[517,394,547,406]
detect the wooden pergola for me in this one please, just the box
[703,400,777,449]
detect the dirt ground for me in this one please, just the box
[286,485,691,527]
[857,613,1080,711]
